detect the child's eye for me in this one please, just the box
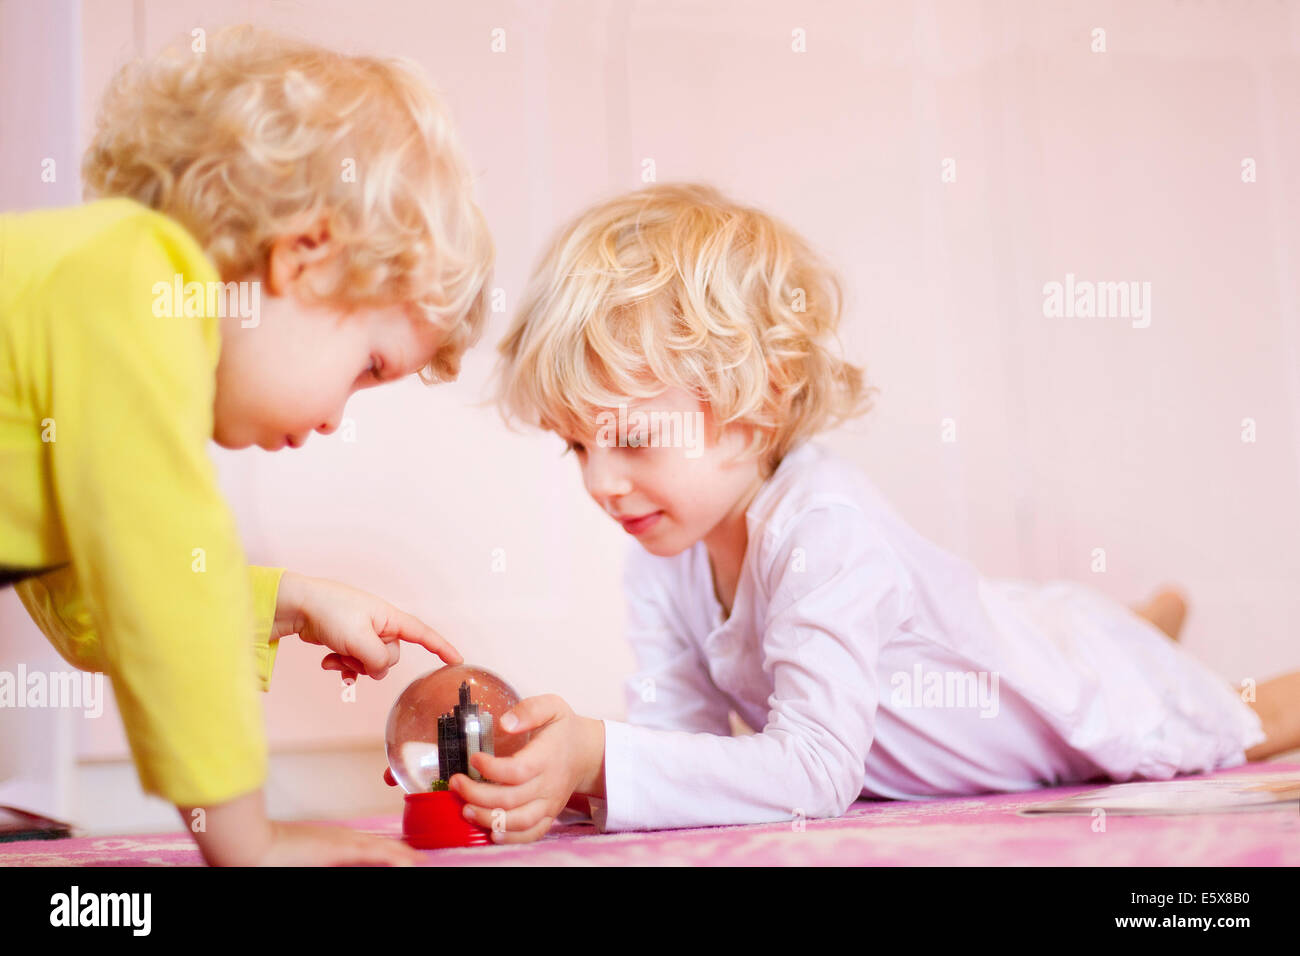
[563,440,586,456]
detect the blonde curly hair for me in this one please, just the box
[82,25,493,382]
[496,183,872,475]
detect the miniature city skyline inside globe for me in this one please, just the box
[385,664,530,794]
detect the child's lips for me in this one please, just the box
[619,511,664,535]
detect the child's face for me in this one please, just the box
[213,295,444,451]
[212,227,447,451]
[559,386,764,557]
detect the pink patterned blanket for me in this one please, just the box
[4,762,1296,866]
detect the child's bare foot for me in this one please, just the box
[1134,588,1188,641]
[1244,671,1300,761]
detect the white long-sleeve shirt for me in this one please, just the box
[585,441,1266,832]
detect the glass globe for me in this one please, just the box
[385,664,531,794]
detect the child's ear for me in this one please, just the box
[265,218,336,296]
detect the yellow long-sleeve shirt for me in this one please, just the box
[1,198,283,807]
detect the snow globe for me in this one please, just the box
[385,664,531,848]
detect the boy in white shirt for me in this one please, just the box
[455,183,1300,842]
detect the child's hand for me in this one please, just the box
[449,695,605,844]
[258,821,422,867]
[274,572,462,681]
[184,787,420,866]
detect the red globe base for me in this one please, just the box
[403,791,492,849]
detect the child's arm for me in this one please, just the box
[543,546,737,828]
[455,505,912,839]
[592,505,911,832]
[179,786,421,866]
[270,571,461,680]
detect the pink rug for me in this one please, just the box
[4,762,1296,866]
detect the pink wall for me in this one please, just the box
[4,1,1298,768]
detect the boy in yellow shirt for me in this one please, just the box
[0,27,493,865]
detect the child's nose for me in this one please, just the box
[316,418,339,435]
[583,451,633,500]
